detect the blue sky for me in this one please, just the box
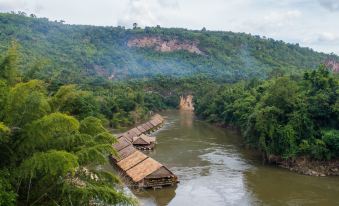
[0,0,339,54]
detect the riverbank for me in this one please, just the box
[278,158,339,176]
[203,120,339,177]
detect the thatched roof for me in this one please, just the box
[150,119,159,127]
[147,136,156,143]
[152,114,161,119]
[142,123,151,131]
[123,132,135,142]
[137,125,146,133]
[132,134,156,145]
[145,166,174,178]
[113,137,130,151]
[146,122,153,129]
[152,114,164,122]
[115,145,136,161]
[117,151,148,171]
[126,157,163,182]
[128,130,138,137]
[131,128,142,136]
[153,118,161,126]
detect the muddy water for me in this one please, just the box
[131,110,339,206]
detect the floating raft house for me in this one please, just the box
[116,114,164,149]
[111,114,177,188]
[132,134,156,150]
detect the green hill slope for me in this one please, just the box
[0,12,337,81]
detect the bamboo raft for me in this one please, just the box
[111,114,178,189]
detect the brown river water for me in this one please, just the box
[111,110,339,206]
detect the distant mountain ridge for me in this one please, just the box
[0,12,338,81]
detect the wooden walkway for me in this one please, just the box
[111,114,178,188]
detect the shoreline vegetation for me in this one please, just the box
[211,122,339,176]
[212,122,339,176]
[193,67,339,177]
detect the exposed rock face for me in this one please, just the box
[179,95,194,111]
[127,37,203,54]
[325,59,339,73]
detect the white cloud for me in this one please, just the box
[0,0,25,11]
[318,0,339,11]
[117,0,169,27]
[264,10,302,22]
[318,32,339,42]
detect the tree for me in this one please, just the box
[322,130,339,159]
[133,22,138,29]
[5,80,50,127]
[20,113,80,155]
[52,85,100,119]
[0,81,8,120]
[0,122,11,167]
[13,112,133,205]
[79,116,106,136]
[0,170,16,206]
[0,41,20,86]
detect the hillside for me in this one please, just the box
[0,12,338,81]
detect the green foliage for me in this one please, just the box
[5,80,50,127]
[76,144,115,165]
[310,139,330,160]
[21,113,80,154]
[80,116,106,136]
[19,150,79,178]
[0,122,12,167]
[61,181,136,206]
[94,132,117,145]
[195,67,339,160]
[52,85,100,119]
[0,80,9,120]
[322,130,339,159]
[0,122,10,143]
[0,41,20,86]
[0,170,16,206]
[0,12,337,82]
[0,74,135,205]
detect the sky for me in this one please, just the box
[0,0,339,54]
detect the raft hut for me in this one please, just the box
[112,149,177,188]
[132,134,156,150]
[110,114,178,188]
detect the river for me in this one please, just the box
[127,110,339,206]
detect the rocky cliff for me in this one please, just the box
[179,95,194,111]
[127,37,203,54]
[325,59,339,73]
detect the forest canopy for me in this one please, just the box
[0,12,338,82]
[194,66,339,161]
